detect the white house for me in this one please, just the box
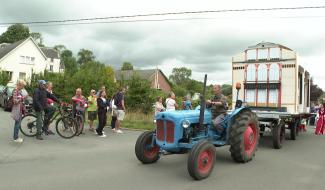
[0,37,61,83]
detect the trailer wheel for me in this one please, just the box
[272,121,285,149]
[229,110,259,163]
[187,141,216,180]
[135,131,160,164]
[290,119,300,140]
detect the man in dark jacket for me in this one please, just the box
[33,80,59,140]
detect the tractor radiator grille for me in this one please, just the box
[156,120,174,143]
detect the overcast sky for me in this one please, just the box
[1,0,325,89]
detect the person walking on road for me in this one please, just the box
[113,87,126,134]
[33,80,60,140]
[315,103,325,135]
[96,90,109,137]
[87,89,97,132]
[11,79,27,143]
[166,92,178,111]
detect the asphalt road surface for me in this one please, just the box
[0,108,325,190]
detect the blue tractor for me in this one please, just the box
[135,75,259,180]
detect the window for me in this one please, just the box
[269,89,278,107]
[5,71,13,80]
[246,89,255,105]
[257,89,267,106]
[247,49,256,60]
[246,64,256,81]
[51,58,54,62]
[270,48,280,59]
[49,65,53,72]
[258,64,267,81]
[258,49,268,60]
[20,55,35,65]
[19,72,26,80]
[269,64,280,81]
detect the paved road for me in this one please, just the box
[0,109,325,190]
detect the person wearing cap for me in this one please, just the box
[87,89,97,132]
[33,80,60,140]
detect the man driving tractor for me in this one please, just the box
[206,84,228,133]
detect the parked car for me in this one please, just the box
[0,86,32,111]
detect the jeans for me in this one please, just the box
[97,112,107,135]
[35,111,43,135]
[13,120,21,140]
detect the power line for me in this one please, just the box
[0,5,325,26]
[1,15,325,28]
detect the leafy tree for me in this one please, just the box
[62,56,78,76]
[221,84,232,97]
[310,79,323,102]
[30,32,44,47]
[53,44,66,54]
[125,74,154,114]
[0,70,10,85]
[121,62,134,70]
[0,24,30,43]
[61,49,73,59]
[169,67,192,85]
[77,49,95,65]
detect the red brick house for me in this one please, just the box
[115,69,172,93]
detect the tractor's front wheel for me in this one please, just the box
[229,110,259,163]
[135,131,160,164]
[187,141,216,180]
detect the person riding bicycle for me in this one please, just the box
[71,88,87,131]
[33,80,60,140]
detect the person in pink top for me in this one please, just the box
[315,103,325,135]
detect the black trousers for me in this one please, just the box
[111,116,117,129]
[97,112,107,135]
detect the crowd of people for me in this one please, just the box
[11,80,126,142]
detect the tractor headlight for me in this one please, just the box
[182,120,190,129]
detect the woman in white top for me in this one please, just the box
[165,92,178,111]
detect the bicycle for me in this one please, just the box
[20,103,78,139]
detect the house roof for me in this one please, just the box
[248,42,292,51]
[40,47,59,59]
[115,69,171,85]
[0,37,48,61]
[0,39,26,60]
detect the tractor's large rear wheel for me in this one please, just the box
[135,131,160,164]
[272,121,285,149]
[187,141,216,180]
[229,110,259,163]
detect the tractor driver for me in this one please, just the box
[206,84,228,133]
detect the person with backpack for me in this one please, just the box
[11,79,27,143]
[113,87,126,134]
[109,94,117,131]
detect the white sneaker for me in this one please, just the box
[116,129,123,134]
[102,131,105,134]
[112,128,116,131]
[14,138,23,143]
[99,134,107,138]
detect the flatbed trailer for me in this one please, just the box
[251,108,312,149]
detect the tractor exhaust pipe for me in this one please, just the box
[199,74,207,128]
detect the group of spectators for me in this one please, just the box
[11,79,126,142]
[154,92,193,116]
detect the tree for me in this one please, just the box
[121,62,134,70]
[221,84,232,97]
[30,32,44,47]
[0,24,30,43]
[125,74,154,114]
[169,67,192,85]
[61,49,73,59]
[0,70,10,85]
[77,49,95,65]
[310,79,323,102]
[53,45,66,54]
